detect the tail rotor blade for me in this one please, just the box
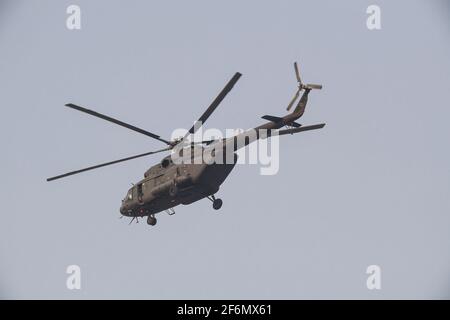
[286,88,301,111]
[294,62,302,84]
[306,84,323,90]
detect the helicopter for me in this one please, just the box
[47,62,325,226]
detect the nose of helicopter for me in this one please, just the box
[120,201,127,215]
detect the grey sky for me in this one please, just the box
[0,0,449,299]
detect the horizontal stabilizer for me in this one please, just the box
[277,123,325,136]
[262,115,302,128]
[262,115,283,123]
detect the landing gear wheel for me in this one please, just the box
[147,215,157,226]
[212,198,223,210]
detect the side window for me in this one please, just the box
[137,183,143,202]
[161,158,171,168]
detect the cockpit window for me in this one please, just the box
[127,190,133,200]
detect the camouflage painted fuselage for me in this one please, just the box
[120,89,310,217]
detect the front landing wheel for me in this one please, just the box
[147,215,157,226]
[212,198,223,210]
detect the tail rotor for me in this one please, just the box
[286,62,322,111]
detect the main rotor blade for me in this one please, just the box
[65,103,172,145]
[46,147,171,182]
[182,139,217,146]
[185,72,242,137]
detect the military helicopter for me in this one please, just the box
[47,62,325,226]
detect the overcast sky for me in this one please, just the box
[0,0,449,299]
